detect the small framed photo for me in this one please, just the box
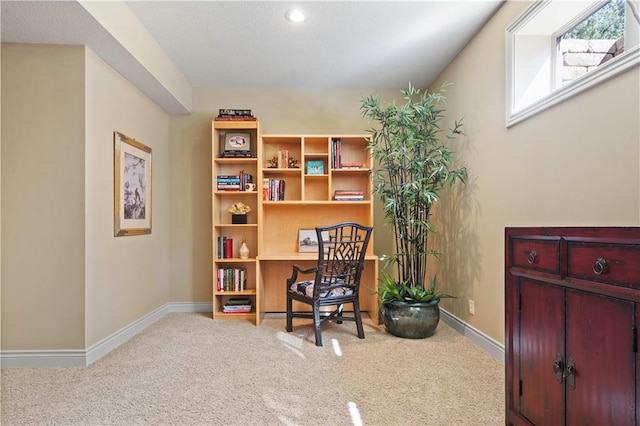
[306,160,324,175]
[298,229,329,253]
[224,132,251,152]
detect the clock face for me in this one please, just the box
[228,135,247,148]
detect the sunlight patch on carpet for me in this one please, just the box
[331,338,343,356]
[276,331,305,358]
[348,401,363,426]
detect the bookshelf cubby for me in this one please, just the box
[213,124,379,326]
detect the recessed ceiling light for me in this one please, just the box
[285,8,306,23]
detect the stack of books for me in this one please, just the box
[223,297,252,314]
[340,162,363,169]
[217,175,241,191]
[333,190,364,201]
[215,109,256,121]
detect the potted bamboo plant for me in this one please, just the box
[360,83,467,338]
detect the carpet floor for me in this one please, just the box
[1,312,504,425]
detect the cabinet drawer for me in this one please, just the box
[567,242,640,289]
[511,237,560,274]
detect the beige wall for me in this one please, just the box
[1,44,86,349]
[168,88,400,303]
[1,43,171,351]
[84,49,171,348]
[3,1,638,353]
[428,0,640,343]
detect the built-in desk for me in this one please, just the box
[256,254,379,325]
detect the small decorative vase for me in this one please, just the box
[239,240,250,259]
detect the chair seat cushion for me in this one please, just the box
[289,280,353,298]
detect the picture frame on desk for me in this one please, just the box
[298,229,329,253]
[114,131,152,237]
[306,160,325,175]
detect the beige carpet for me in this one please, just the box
[1,313,504,425]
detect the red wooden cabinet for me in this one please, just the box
[505,227,639,426]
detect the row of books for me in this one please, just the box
[262,178,286,201]
[223,297,252,314]
[217,268,247,292]
[331,138,343,169]
[330,138,364,169]
[216,171,254,191]
[333,189,365,201]
[217,237,234,259]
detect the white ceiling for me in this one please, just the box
[1,1,503,114]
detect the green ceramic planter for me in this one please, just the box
[381,300,441,339]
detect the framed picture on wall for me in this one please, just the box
[114,131,152,236]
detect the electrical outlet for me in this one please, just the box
[468,300,475,315]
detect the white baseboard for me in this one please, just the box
[0,302,213,368]
[440,308,505,364]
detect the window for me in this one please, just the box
[506,0,640,127]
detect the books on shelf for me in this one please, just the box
[216,171,253,191]
[223,297,252,313]
[217,237,234,259]
[331,138,341,169]
[217,109,254,118]
[221,150,254,157]
[340,163,364,169]
[262,178,286,201]
[330,138,364,169]
[278,149,289,169]
[333,189,364,201]
[215,116,257,122]
[217,268,247,292]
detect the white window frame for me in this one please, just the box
[506,0,640,127]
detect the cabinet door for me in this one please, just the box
[519,278,565,425]
[565,290,635,426]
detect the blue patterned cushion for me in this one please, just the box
[290,280,353,298]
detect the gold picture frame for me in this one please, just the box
[114,131,152,236]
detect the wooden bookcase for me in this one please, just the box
[212,120,260,323]
[212,124,378,326]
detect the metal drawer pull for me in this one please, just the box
[564,358,576,389]
[527,251,537,264]
[553,353,564,384]
[593,257,608,275]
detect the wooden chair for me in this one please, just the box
[286,222,373,346]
